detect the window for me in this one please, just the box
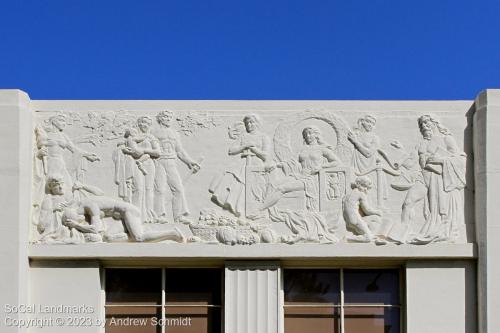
[105,269,162,333]
[284,269,401,333]
[105,268,223,333]
[103,266,399,333]
[164,269,223,333]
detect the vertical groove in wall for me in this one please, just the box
[237,269,244,333]
[266,269,272,333]
[248,269,256,333]
[258,269,267,333]
[270,268,277,332]
[225,267,234,332]
[225,264,279,333]
[245,269,250,333]
[243,269,249,333]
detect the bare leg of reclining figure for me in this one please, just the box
[105,232,129,242]
[259,179,304,210]
[122,209,185,243]
[82,203,106,233]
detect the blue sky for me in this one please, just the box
[0,0,498,100]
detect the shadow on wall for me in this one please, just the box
[464,105,475,243]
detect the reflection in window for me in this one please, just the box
[284,270,340,333]
[343,269,400,305]
[165,269,222,333]
[106,269,162,305]
[344,307,400,333]
[284,269,400,333]
[106,306,162,333]
[105,269,162,333]
[284,270,340,304]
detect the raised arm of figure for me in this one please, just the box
[63,134,100,162]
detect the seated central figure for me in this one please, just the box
[261,126,341,212]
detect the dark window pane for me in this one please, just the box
[165,306,221,333]
[105,306,162,333]
[165,269,222,305]
[285,306,339,333]
[284,269,340,304]
[344,307,400,333]
[344,270,399,305]
[106,269,162,305]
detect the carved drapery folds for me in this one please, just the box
[31,110,467,246]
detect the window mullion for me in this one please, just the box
[100,268,106,333]
[162,268,166,333]
[340,268,344,333]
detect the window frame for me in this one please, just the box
[102,267,225,333]
[100,265,405,333]
[282,267,405,333]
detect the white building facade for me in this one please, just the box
[1,89,498,333]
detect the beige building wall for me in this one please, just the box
[0,90,31,333]
[1,90,499,333]
[29,261,102,333]
[406,260,476,333]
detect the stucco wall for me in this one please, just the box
[406,260,476,333]
[29,261,102,333]
[2,90,499,333]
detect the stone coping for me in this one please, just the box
[30,243,476,260]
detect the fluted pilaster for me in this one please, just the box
[225,262,280,333]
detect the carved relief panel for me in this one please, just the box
[30,106,471,246]
[319,167,350,221]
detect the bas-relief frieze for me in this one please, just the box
[30,109,468,246]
